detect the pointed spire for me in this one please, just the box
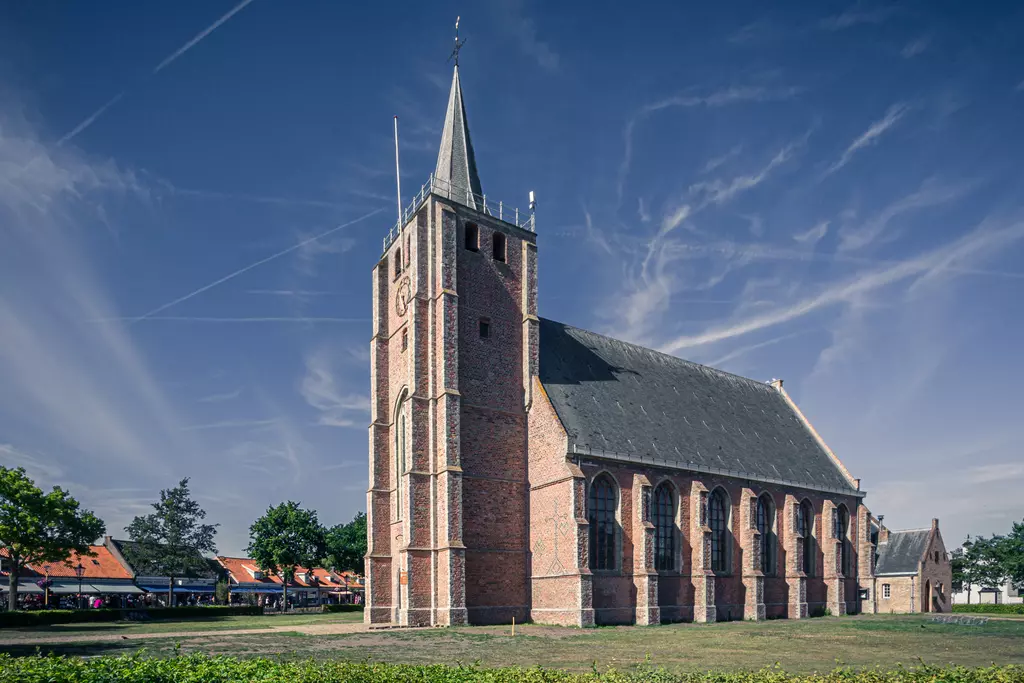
[434,65,483,210]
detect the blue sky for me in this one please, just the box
[2,1,1023,556]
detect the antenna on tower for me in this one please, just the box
[448,16,466,66]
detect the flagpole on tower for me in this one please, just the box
[394,115,402,226]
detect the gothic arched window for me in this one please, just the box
[798,500,815,576]
[653,482,675,571]
[757,494,777,575]
[588,475,617,571]
[394,396,407,519]
[709,488,730,573]
[837,505,852,576]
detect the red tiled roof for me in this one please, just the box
[24,546,132,580]
[215,557,363,588]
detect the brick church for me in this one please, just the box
[365,62,952,626]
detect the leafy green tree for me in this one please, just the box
[950,546,966,596]
[962,535,1008,599]
[125,478,218,608]
[247,502,326,609]
[325,512,367,574]
[0,467,105,611]
[997,520,1024,593]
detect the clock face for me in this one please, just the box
[395,277,411,316]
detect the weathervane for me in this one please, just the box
[448,16,466,66]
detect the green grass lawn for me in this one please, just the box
[2,614,1023,674]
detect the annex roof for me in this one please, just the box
[537,318,859,494]
[875,529,931,576]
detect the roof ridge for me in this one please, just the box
[540,317,774,390]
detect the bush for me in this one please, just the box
[953,603,1024,615]
[322,603,364,613]
[0,656,1021,683]
[0,605,262,629]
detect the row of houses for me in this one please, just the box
[1,536,363,607]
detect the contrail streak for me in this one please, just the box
[153,0,257,74]
[98,316,369,324]
[57,92,125,147]
[56,0,258,146]
[128,207,383,324]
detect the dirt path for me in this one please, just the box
[0,622,372,647]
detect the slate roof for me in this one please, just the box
[875,529,931,575]
[434,65,483,210]
[537,318,859,494]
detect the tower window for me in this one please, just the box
[492,232,506,262]
[465,223,479,252]
[479,317,490,339]
[401,329,408,351]
[394,247,402,278]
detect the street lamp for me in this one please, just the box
[74,562,85,610]
[43,565,51,608]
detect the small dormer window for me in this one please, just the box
[492,232,506,262]
[465,223,479,252]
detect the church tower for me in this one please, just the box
[366,61,538,626]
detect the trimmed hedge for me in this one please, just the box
[0,605,262,628]
[0,656,1021,683]
[953,603,1024,615]
[322,603,364,613]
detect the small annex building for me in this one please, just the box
[364,57,951,627]
[872,520,952,614]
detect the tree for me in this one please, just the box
[962,535,1008,599]
[950,546,966,596]
[248,502,326,610]
[325,512,367,574]
[0,467,105,611]
[125,478,218,608]
[997,520,1024,592]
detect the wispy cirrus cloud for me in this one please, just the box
[617,85,802,204]
[817,6,898,31]
[793,220,830,245]
[657,214,1024,354]
[824,103,910,176]
[198,389,243,403]
[300,348,369,428]
[966,462,1024,485]
[837,177,975,252]
[495,0,560,71]
[689,139,802,206]
[902,37,930,58]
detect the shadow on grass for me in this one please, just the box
[0,641,148,658]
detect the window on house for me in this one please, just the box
[798,500,816,576]
[757,494,777,576]
[588,474,617,571]
[654,483,675,571]
[883,583,891,599]
[709,488,730,574]
[401,329,408,351]
[465,223,479,251]
[394,247,402,278]
[492,232,506,262]
[479,317,490,339]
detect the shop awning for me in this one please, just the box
[0,582,43,594]
[91,583,143,594]
[138,585,216,594]
[49,580,96,594]
[228,585,283,594]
